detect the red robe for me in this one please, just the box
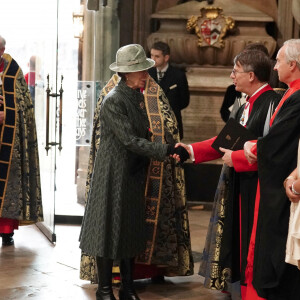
[0,218,18,234]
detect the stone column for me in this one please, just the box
[132,0,156,49]
[82,0,119,82]
[77,0,120,204]
[277,0,293,46]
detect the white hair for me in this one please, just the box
[0,35,6,49]
[283,39,300,70]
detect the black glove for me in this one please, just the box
[174,146,190,163]
[167,144,176,155]
[166,145,189,163]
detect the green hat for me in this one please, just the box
[109,44,155,73]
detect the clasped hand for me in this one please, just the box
[169,143,190,163]
[244,141,257,164]
[285,178,300,203]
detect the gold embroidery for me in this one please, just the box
[0,54,17,216]
[136,76,164,264]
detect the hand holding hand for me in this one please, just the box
[285,177,300,203]
[170,142,191,162]
[244,141,257,164]
[175,142,191,155]
[167,144,190,163]
[173,146,190,163]
[219,147,233,167]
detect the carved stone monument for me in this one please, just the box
[147,0,276,144]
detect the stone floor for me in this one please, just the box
[0,208,231,300]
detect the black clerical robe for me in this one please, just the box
[253,86,300,299]
[197,86,281,291]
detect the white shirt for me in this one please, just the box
[156,64,169,80]
[286,140,300,270]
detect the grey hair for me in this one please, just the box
[283,39,300,70]
[0,35,6,48]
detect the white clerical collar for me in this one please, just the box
[249,83,268,98]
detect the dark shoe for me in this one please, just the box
[96,256,116,300]
[119,258,140,300]
[96,287,116,300]
[151,275,165,284]
[119,285,140,300]
[1,233,14,246]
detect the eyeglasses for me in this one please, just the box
[231,69,252,76]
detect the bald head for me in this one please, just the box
[0,35,6,49]
[0,35,5,58]
[283,39,300,70]
[274,39,300,85]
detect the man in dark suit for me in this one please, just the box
[148,41,190,139]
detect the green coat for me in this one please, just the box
[79,79,168,259]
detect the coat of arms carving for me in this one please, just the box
[186,7,235,48]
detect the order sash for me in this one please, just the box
[135,76,164,264]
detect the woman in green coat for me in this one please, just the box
[79,44,189,300]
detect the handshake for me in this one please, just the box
[167,143,191,163]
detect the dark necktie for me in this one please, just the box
[158,71,164,83]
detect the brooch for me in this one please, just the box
[139,101,145,109]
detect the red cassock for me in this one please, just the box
[0,218,19,234]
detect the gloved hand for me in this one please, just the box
[167,144,175,155]
[167,145,190,163]
[174,146,190,163]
